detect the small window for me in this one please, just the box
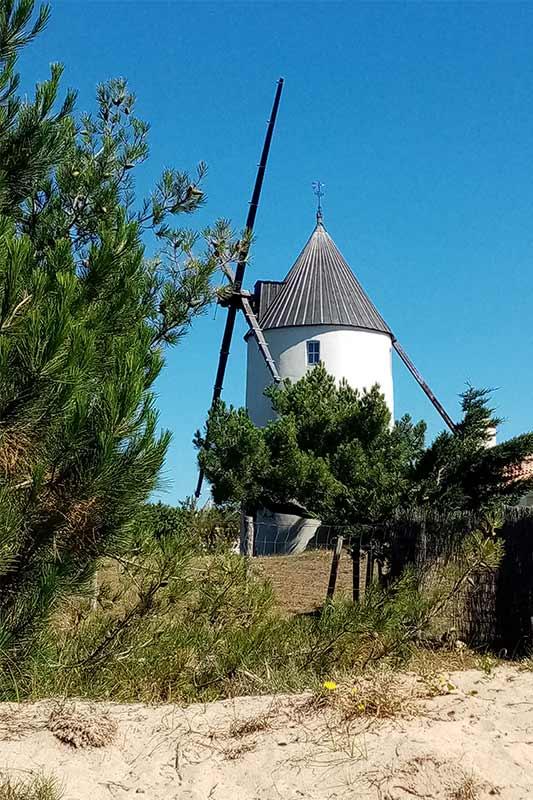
[307,340,320,366]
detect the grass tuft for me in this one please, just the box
[221,741,256,760]
[449,774,485,800]
[0,775,61,800]
[228,713,274,738]
[303,672,417,722]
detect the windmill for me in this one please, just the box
[195,78,456,500]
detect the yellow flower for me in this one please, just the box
[322,680,337,691]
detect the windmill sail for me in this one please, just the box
[195,78,284,498]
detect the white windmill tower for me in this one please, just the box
[245,183,394,428]
[194,81,456,554]
[244,184,397,553]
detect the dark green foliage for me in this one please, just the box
[196,404,271,512]
[0,1,243,659]
[136,500,239,552]
[198,371,533,523]
[0,1,75,216]
[414,387,533,510]
[138,501,185,540]
[197,364,426,523]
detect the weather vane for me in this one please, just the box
[312,180,325,222]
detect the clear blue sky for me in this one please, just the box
[24,1,533,503]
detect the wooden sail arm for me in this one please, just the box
[194,78,284,499]
[240,296,281,383]
[393,339,457,433]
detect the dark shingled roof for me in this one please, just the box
[257,217,392,336]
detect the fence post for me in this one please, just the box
[91,572,98,612]
[365,541,374,589]
[244,514,254,557]
[243,514,254,561]
[352,542,361,603]
[419,516,427,568]
[326,535,344,600]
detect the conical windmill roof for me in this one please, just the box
[259,217,393,336]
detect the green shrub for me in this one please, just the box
[2,539,431,702]
[2,517,501,704]
[134,500,239,553]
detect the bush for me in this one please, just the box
[134,500,239,553]
[0,0,244,664]
[1,516,501,703]
[2,537,433,703]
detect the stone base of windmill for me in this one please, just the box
[242,507,321,556]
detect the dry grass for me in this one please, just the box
[301,672,418,723]
[449,775,482,800]
[0,709,43,742]
[365,756,494,800]
[518,654,533,672]
[221,741,257,760]
[408,644,500,678]
[339,674,417,720]
[253,550,353,615]
[47,706,117,748]
[228,713,274,739]
[0,431,34,482]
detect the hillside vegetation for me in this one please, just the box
[1,510,501,704]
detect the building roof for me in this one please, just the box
[257,215,393,336]
[505,456,533,484]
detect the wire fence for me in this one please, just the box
[239,508,533,651]
[244,510,477,560]
[242,513,472,612]
[250,521,358,556]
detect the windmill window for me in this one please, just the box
[307,340,320,366]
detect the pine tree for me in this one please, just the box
[414,387,533,510]
[197,364,426,524]
[197,373,533,524]
[0,0,241,656]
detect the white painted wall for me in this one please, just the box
[246,325,394,427]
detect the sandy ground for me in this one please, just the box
[1,666,533,799]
